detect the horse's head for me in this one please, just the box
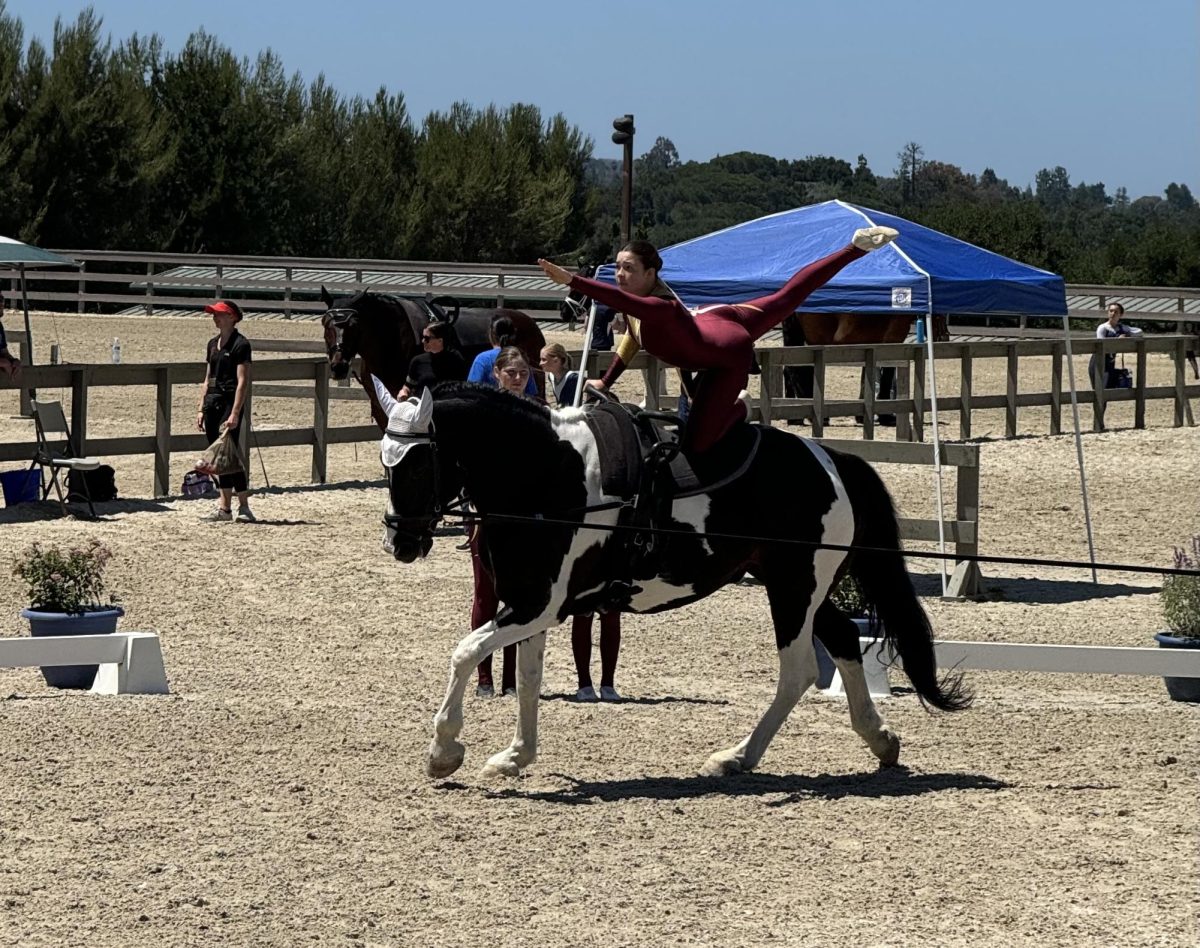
[320,285,368,381]
[374,377,445,563]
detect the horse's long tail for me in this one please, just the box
[832,450,973,712]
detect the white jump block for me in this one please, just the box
[0,632,170,695]
[823,637,1200,703]
[823,638,894,699]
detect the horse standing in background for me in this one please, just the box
[781,313,949,425]
[319,287,546,430]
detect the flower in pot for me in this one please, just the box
[815,574,877,689]
[12,539,124,689]
[1155,535,1200,703]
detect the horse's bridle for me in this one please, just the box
[381,423,451,537]
[323,307,359,374]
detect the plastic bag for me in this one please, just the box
[195,428,242,477]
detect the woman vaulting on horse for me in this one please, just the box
[537,224,898,453]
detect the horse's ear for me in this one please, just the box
[371,374,399,418]
[320,285,334,307]
[415,387,434,428]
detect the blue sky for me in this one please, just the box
[7,1,1197,200]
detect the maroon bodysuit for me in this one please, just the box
[571,243,865,453]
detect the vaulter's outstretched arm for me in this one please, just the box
[538,259,681,325]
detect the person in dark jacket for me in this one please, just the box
[195,299,255,523]
[399,320,467,398]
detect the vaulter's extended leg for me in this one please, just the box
[737,228,898,340]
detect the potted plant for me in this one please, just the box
[815,574,877,689]
[12,539,124,689]
[1155,535,1200,702]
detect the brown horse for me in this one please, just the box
[319,287,546,430]
[781,313,948,424]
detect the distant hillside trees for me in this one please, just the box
[0,6,1197,286]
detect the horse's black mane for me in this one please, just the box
[425,382,564,512]
[431,381,551,428]
[333,289,411,317]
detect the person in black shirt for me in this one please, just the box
[195,299,255,522]
[398,320,467,398]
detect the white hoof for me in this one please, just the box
[852,225,899,252]
[701,750,751,777]
[873,731,901,767]
[481,749,529,779]
[426,739,465,778]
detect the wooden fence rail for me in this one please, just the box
[244,332,1197,438]
[752,334,1198,438]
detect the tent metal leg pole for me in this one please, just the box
[924,311,948,597]
[1061,314,1099,583]
[19,265,34,414]
[573,301,599,408]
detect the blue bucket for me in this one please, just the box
[0,469,40,506]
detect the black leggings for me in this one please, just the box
[202,394,248,493]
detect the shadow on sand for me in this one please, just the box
[442,766,1011,806]
[909,570,1159,604]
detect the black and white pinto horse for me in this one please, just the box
[375,379,970,779]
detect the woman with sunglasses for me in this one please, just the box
[398,321,467,399]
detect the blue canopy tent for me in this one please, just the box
[586,202,1096,591]
[598,199,1067,317]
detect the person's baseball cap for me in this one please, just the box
[204,299,244,322]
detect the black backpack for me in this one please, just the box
[67,464,118,503]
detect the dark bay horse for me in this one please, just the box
[374,380,970,779]
[781,313,950,420]
[319,287,547,430]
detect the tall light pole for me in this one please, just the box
[612,114,635,246]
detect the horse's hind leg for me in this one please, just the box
[816,602,900,766]
[481,632,546,779]
[701,578,824,777]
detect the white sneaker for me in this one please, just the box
[852,225,899,251]
[200,507,231,523]
[235,506,256,523]
[599,685,621,702]
[575,685,598,702]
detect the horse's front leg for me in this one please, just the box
[426,616,550,779]
[481,631,547,779]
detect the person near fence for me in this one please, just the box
[539,343,581,408]
[1088,302,1142,389]
[0,308,20,379]
[195,299,255,523]
[471,347,539,697]
[536,341,624,699]
[538,225,898,454]
[398,320,467,399]
[466,314,538,396]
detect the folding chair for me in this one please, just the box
[29,399,100,517]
